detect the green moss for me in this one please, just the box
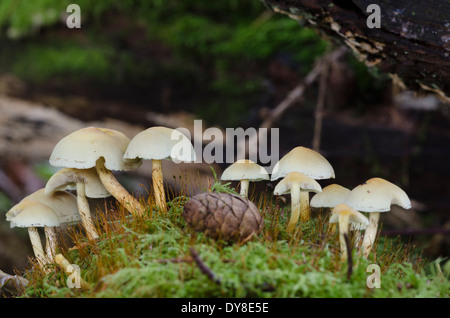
[18,178,449,298]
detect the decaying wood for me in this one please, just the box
[264,0,450,103]
[0,269,28,295]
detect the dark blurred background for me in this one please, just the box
[0,1,448,274]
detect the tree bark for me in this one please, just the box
[264,0,450,102]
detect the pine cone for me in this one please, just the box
[183,192,263,242]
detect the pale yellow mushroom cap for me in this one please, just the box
[19,189,80,225]
[8,200,60,228]
[45,168,111,199]
[345,177,411,213]
[329,203,369,228]
[221,159,270,181]
[310,184,351,208]
[271,146,335,181]
[273,171,322,195]
[49,126,141,171]
[123,126,196,163]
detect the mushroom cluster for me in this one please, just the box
[220,145,411,261]
[4,124,413,285]
[4,125,196,272]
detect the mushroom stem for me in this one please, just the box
[76,183,100,240]
[299,192,311,222]
[240,179,250,197]
[27,227,48,268]
[351,224,364,250]
[338,213,350,261]
[44,227,58,262]
[96,157,145,217]
[55,254,91,289]
[286,183,301,233]
[152,159,167,213]
[361,212,380,258]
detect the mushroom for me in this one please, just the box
[310,184,351,233]
[19,189,80,259]
[271,146,335,221]
[220,159,269,197]
[49,126,144,217]
[310,184,351,210]
[45,168,111,240]
[123,126,196,213]
[344,177,411,258]
[329,204,369,261]
[7,200,60,268]
[21,189,80,224]
[273,171,322,233]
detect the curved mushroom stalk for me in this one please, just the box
[55,254,91,290]
[76,183,100,240]
[96,157,145,217]
[151,159,167,213]
[361,212,380,258]
[49,127,145,219]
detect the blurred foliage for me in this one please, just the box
[0,0,329,126]
[0,191,12,213]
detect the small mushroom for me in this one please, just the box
[273,171,322,233]
[21,189,80,225]
[49,127,144,217]
[220,159,269,197]
[345,177,411,258]
[7,200,60,267]
[329,203,369,261]
[271,146,335,221]
[45,168,111,240]
[19,189,80,260]
[310,184,351,210]
[123,126,196,213]
[310,184,351,233]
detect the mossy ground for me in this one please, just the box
[16,176,450,298]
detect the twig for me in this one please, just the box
[240,46,347,160]
[312,55,330,152]
[380,228,450,236]
[156,257,193,264]
[189,248,221,285]
[261,46,347,131]
[344,233,353,280]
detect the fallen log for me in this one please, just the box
[263,0,450,103]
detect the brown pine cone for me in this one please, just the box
[182,192,263,242]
